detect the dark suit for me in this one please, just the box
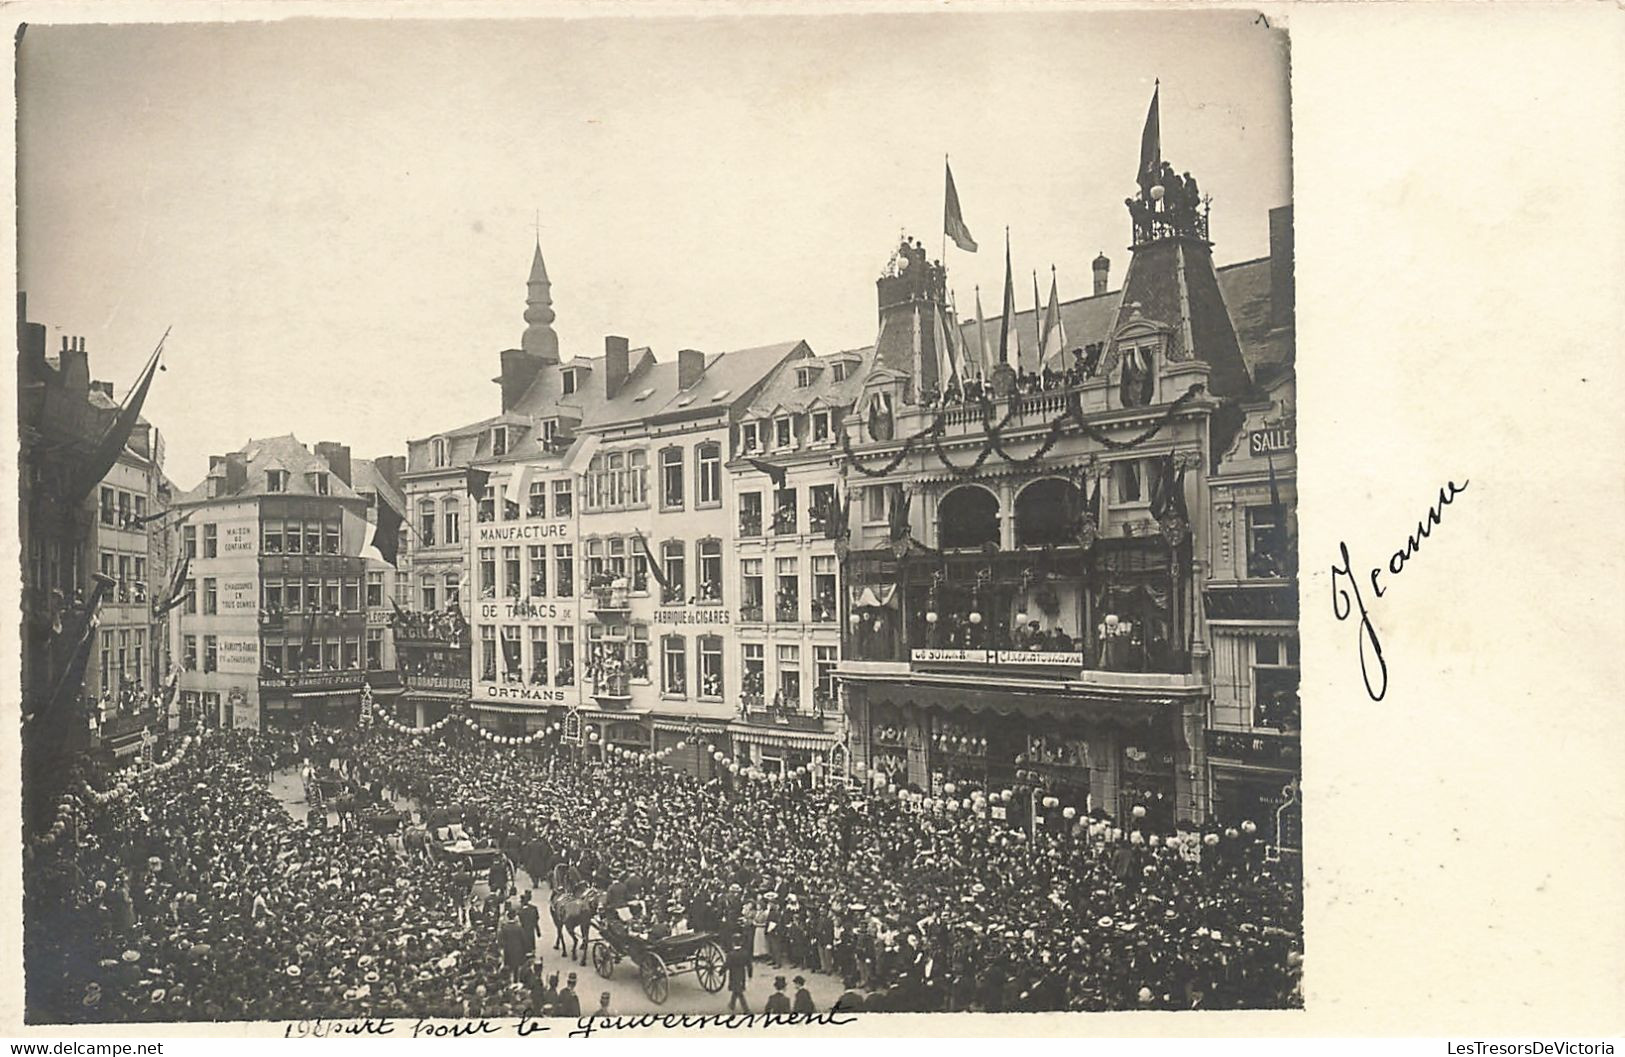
[792,987,817,1014]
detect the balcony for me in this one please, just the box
[810,596,837,624]
[739,512,762,539]
[1206,728,1300,769]
[591,672,632,704]
[389,608,471,647]
[771,508,798,536]
[588,584,631,620]
[744,708,829,732]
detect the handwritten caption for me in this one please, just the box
[1330,478,1469,701]
[284,1010,857,1040]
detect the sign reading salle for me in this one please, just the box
[1248,424,1294,457]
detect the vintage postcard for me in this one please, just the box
[4,1,1621,1044]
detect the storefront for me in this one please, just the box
[652,718,731,780]
[728,725,842,784]
[1207,730,1301,851]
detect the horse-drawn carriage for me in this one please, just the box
[589,908,727,1004]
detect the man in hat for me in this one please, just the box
[764,975,791,1014]
[725,935,753,1013]
[791,975,817,1014]
[556,972,581,1017]
[518,891,541,969]
[499,909,528,984]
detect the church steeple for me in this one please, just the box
[521,240,560,364]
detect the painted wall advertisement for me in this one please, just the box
[217,635,261,674]
[220,577,258,614]
[221,520,259,557]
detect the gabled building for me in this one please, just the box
[171,435,402,730]
[835,152,1294,833]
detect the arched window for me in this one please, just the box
[418,499,437,547]
[937,486,1000,550]
[1015,478,1084,547]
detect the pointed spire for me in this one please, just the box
[522,239,560,363]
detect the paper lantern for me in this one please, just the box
[872,620,883,632]
[1043,796,1059,809]
[1132,804,1147,819]
[675,741,685,751]
[1015,611,1029,625]
[925,611,938,624]
[968,611,982,625]
[1148,834,1161,846]
[1203,833,1220,847]
[1149,184,1165,202]
[943,783,957,796]
[1241,820,1257,835]
[713,750,724,761]
[707,743,716,753]
[1062,806,1077,820]
[1224,827,1239,840]
[961,798,972,810]
[849,613,861,626]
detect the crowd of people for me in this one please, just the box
[27,720,1302,1023]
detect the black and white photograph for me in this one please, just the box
[8,2,1621,1045]
[15,9,1299,1026]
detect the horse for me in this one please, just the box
[550,882,601,966]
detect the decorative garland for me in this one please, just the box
[373,708,455,737]
[846,384,1206,480]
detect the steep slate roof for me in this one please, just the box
[351,457,406,515]
[175,434,365,504]
[934,255,1284,386]
[744,346,871,418]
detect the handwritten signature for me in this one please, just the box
[1331,479,1469,701]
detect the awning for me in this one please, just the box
[858,681,1174,725]
[291,690,361,700]
[728,726,839,753]
[652,717,731,734]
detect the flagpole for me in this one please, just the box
[941,154,948,267]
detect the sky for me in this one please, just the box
[17,11,1290,489]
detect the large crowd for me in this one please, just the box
[27,723,1302,1023]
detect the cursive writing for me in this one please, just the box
[1331,479,1469,701]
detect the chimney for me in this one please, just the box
[59,335,89,393]
[17,293,46,379]
[223,452,249,494]
[372,455,406,489]
[1092,252,1111,297]
[90,380,115,399]
[315,442,352,486]
[677,349,706,391]
[1268,205,1294,329]
[604,336,630,399]
[498,348,545,412]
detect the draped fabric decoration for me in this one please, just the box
[850,584,899,609]
[887,485,911,543]
[1076,474,1102,549]
[843,384,1204,481]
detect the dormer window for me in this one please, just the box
[831,362,849,383]
[867,391,895,442]
[540,419,559,445]
[267,470,287,493]
[562,368,578,396]
[774,417,794,450]
[795,366,818,389]
[741,422,762,455]
[432,438,448,468]
[312,472,329,496]
[492,427,509,457]
[811,410,831,443]
[1118,344,1157,408]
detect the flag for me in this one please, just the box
[997,235,1022,372]
[746,457,788,491]
[974,287,992,375]
[68,330,167,507]
[943,160,978,253]
[887,485,911,543]
[152,552,191,617]
[359,494,404,567]
[1032,270,1044,359]
[947,291,974,383]
[632,531,675,599]
[466,466,491,499]
[503,463,531,507]
[31,573,114,725]
[931,301,957,390]
[1138,82,1161,195]
[1041,270,1067,367]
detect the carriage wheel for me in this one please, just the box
[694,942,727,994]
[639,953,669,1004]
[591,941,615,979]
